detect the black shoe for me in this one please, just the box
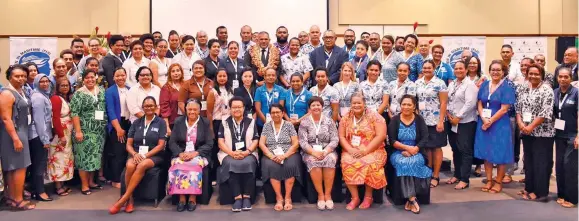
[232,199,242,212]
[89,184,103,190]
[176,202,186,212]
[242,198,252,211]
[187,202,197,211]
[34,194,53,202]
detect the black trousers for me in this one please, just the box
[522,136,554,198]
[104,118,131,183]
[513,123,521,163]
[555,137,578,204]
[29,137,48,195]
[211,120,222,182]
[229,172,255,197]
[447,121,477,183]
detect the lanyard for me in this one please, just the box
[353,112,364,129]
[404,51,415,62]
[339,81,351,99]
[230,58,238,73]
[310,115,324,144]
[122,51,131,59]
[168,49,177,58]
[355,57,365,73]
[186,117,200,138]
[486,79,504,107]
[434,63,443,77]
[265,88,275,106]
[155,57,168,68]
[315,85,326,97]
[232,119,244,141]
[290,88,305,113]
[381,50,393,64]
[143,116,156,145]
[272,120,284,143]
[367,80,381,99]
[196,78,206,99]
[211,60,219,69]
[245,87,254,104]
[557,93,569,118]
[449,79,462,99]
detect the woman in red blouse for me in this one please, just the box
[160,63,185,136]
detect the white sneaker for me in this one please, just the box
[317,200,326,210]
[325,200,334,210]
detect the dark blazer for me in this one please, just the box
[168,116,214,162]
[219,57,246,86]
[204,56,220,81]
[105,84,130,132]
[554,86,578,138]
[100,54,124,88]
[233,86,256,116]
[388,113,429,157]
[309,45,349,85]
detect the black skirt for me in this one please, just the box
[424,126,448,149]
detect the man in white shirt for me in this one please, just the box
[501,44,523,81]
[367,32,381,60]
[299,25,323,56]
[238,25,255,60]
[196,31,209,59]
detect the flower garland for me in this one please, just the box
[250,44,280,75]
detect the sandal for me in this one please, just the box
[430,177,440,188]
[557,198,565,204]
[89,184,103,190]
[55,187,70,196]
[409,199,420,214]
[274,199,284,211]
[446,177,459,185]
[23,190,32,200]
[358,196,373,209]
[561,201,577,208]
[81,189,92,195]
[522,193,537,201]
[346,198,360,210]
[10,200,36,211]
[481,180,494,192]
[454,182,470,190]
[98,176,111,184]
[502,175,512,184]
[404,201,411,211]
[283,199,293,211]
[489,181,502,193]
[517,190,528,195]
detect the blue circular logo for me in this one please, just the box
[18,51,51,75]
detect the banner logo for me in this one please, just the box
[13,48,52,75]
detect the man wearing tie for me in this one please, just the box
[238,25,255,60]
[309,30,348,85]
[244,32,281,86]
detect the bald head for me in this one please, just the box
[418,39,431,57]
[240,25,252,43]
[196,31,208,45]
[564,47,578,65]
[461,49,473,61]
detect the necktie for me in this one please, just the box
[261,49,267,65]
[243,44,248,54]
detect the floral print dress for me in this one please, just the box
[47,96,74,182]
[167,123,208,195]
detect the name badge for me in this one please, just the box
[568,100,576,105]
[247,113,253,119]
[418,102,426,110]
[554,119,566,130]
[185,141,195,152]
[451,124,458,133]
[290,114,299,120]
[351,135,361,146]
[522,112,532,123]
[482,109,492,119]
[232,80,239,89]
[95,110,104,120]
[312,144,323,152]
[390,103,398,114]
[27,114,32,125]
[340,107,349,117]
[235,142,245,151]
[201,101,207,111]
[273,147,285,164]
[138,146,148,155]
[266,113,272,122]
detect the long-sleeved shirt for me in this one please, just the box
[447,78,479,123]
[126,84,161,123]
[30,91,53,145]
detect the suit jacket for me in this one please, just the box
[553,64,578,89]
[219,57,246,86]
[387,113,429,158]
[105,84,130,132]
[309,45,349,85]
[100,54,124,88]
[168,116,214,162]
[243,45,281,82]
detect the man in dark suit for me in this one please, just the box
[309,30,348,85]
[244,31,281,86]
[553,47,578,89]
[100,35,126,87]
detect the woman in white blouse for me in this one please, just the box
[123,40,151,87]
[445,60,479,189]
[126,67,161,123]
[333,62,359,119]
[150,39,171,87]
[172,35,202,81]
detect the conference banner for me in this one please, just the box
[442,36,486,69]
[10,37,58,75]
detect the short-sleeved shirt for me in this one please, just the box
[333,81,360,109]
[262,120,297,153]
[284,88,313,119]
[128,116,167,152]
[255,84,287,126]
[516,83,555,137]
[359,79,389,112]
[416,76,448,126]
[434,62,456,86]
[401,52,424,82]
[122,57,151,87]
[387,78,417,115]
[280,54,314,85]
[218,117,260,151]
[373,51,405,82]
[309,85,340,118]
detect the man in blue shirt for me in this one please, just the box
[254,68,287,131]
[343,29,356,61]
[432,44,455,85]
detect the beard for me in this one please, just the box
[345,40,354,48]
[74,54,84,59]
[395,45,405,52]
[277,37,288,44]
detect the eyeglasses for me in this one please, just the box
[139,73,151,77]
[89,44,100,47]
[143,104,156,108]
[490,69,503,72]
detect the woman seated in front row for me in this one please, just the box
[259,104,302,211]
[110,96,167,214]
[167,99,212,212]
[298,96,339,211]
[217,96,260,212]
[339,92,387,210]
[388,94,432,215]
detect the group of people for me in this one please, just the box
[0,24,577,215]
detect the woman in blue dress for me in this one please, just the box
[388,94,432,214]
[474,60,516,194]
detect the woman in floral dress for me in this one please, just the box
[48,78,74,196]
